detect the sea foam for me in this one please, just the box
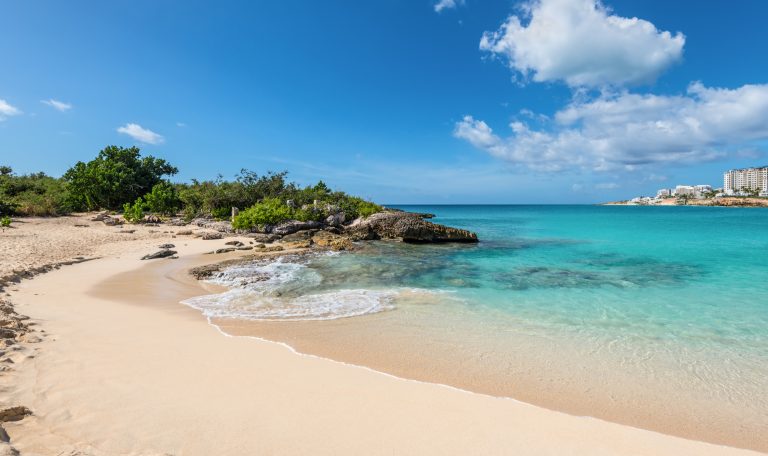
[182,254,400,321]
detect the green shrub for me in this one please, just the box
[0,199,17,217]
[0,168,71,216]
[232,197,294,229]
[0,216,10,227]
[63,146,177,211]
[144,181,180,215]
[123,197,146,223]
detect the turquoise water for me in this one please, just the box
[185,205,768,445]
[186,206,768,440]
[189,205,768,365]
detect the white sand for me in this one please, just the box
[1,216,764,455]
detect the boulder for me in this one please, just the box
[190,217,234,233]
[343,211,477,243]
[0,406,31,422]
[312,231,353,251]
[224,240,244,247]
[141,250,178,260]
[159,243,175,249]
[244,233,281,243]
[325,212,346,227]
[201,232,223,240]
[143,214,162,224]
[281,230,316,242]
[102,216,122,226]
[272,220,322,236]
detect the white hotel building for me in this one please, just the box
[723,167,768,196]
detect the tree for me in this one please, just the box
[63,146,177,210]
[0,166,12,176]
[144,181,180,215]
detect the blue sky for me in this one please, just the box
[2,0,768,203]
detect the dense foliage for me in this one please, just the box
[63,145,178,211]
[0,167,71,216]
[2,146,382,225]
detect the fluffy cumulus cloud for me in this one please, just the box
[117,123,165,145]
[434,0,462,13]
[480,0,685,87]
[454,83,768,171]
[0,99,21,120]
[41,98,72,112]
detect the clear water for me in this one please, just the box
[188,205,768,362]
[186,206,768,450]
[184,205,768,442]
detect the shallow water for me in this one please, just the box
[183,205,768,450]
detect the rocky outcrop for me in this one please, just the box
[272,220,322,236]
[190,217,234,233]
[344,211,478,243]
[202,232,223,240]
[312,230,353,251]
[244,233,280,243]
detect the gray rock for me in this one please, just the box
[141,250,178,260]
[325,212,346,227]
[344,211,477,243]
[159,243,175,249]
[224,240,244,247]
[281,230,316,242]
[244,233,280,243]
[272,220,322,236]
[202,232,223,240]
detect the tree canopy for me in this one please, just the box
[63,145,178,210]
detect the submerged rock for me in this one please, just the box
[344,211,477,243]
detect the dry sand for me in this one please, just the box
[0,215,764,455]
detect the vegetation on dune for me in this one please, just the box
[2,146,382,225]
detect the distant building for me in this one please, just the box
[673,185,695,197]
[723,167,768,195]
[656,188,672,198]
[693,185,712,199]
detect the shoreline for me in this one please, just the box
[1,215,765,454]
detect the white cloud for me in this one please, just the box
[0,99,21,120]
[41,98,72,112]
[480,0,685,87]
[117,123,165,145]
[434,0,462,13]
[176,122,187,128]
[595,182,619,189]
[455,82,768,172]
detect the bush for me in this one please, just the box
[63,146,177,211]
[123,197,146,223]
[0,216,10,227]
[232,197,294,229]
[144,181,180,216]
[0,168,71,216]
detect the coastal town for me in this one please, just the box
[611,166,768,206]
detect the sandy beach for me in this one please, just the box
[0,215,764,455]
